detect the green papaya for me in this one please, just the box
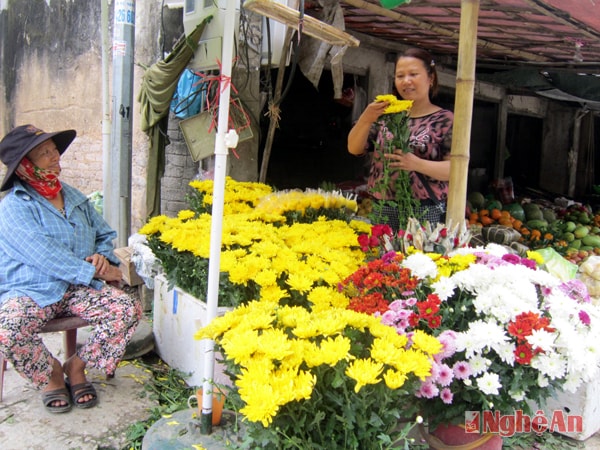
[564,221,577,232]
[582,234,600,248]
[486,199,503,211]
[542,209,556,223]
[467,192,485,210]
[579,212,591,224]
[574,226,589,239]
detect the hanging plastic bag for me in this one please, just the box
[170,69,206,119]
[536,247,578,281]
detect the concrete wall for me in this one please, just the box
[0,0,181,235]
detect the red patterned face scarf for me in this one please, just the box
[15,156,62,199]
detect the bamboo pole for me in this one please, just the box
[446,0,480,227]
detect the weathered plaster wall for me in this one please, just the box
[0,0,181,235]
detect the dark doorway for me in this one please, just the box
[259,68,367,190]
[505,114,544,192]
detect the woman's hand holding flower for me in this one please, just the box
[360,101,389,124]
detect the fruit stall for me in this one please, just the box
[465,190,600,266]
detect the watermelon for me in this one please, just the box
[503,203,525,221]
[467,192,485,210]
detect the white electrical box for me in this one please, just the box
[184,0,295,70]
[184,0,240,71]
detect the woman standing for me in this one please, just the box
[0,124,142,413]
[348,47,454,230]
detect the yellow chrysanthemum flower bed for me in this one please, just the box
[196,301,440,440]
[139,178,370,307]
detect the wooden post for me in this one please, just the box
[259,28,295,183]
[447,0,480,227]
[493,97,508,180]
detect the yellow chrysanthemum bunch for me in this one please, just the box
[374,94,413,115]
[254,188,358,223]
[196,301,441,428]
[188,177,274,216]
[370,94,419,228]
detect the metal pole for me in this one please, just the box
[107,0,135,247]
[101,0,112,220]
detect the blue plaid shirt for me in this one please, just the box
[0,180,119,307]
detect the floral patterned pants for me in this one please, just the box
[0,284,142,389]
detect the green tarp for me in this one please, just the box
[138,20,208,217]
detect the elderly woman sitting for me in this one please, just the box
[0,125,142,413]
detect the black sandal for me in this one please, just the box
[67,381,98,409]
[42,387,72,413]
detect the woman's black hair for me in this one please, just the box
[394,47,439,98]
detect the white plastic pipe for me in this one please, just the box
[200,0,238,434]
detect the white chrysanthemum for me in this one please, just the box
[529,268,561,288]
[531,353,566,380]
[545,291,579,317]
[574,340,600,381]
[402,253,438,279]
[448,247,481,257]
[476,372,502,395]
[561,373,583,393]
[454,331,475,355]
[526,329,556,353]
[509,389,526,401]
[537,373,549,388]
[451,264,486,292]
[495,342,516,365]
[483,243,509,256]
[431,277,456,301]
[457,320,507,358]
[467,355,490,376]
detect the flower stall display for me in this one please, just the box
[144,175,600,448]
[341,236,600,437]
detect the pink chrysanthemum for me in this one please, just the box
[440,388,453,404]
[452,361,472,380]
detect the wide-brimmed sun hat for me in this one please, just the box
[0,124,76,191]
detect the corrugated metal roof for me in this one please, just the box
[340,0,600,70]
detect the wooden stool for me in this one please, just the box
[0,316,89,402]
